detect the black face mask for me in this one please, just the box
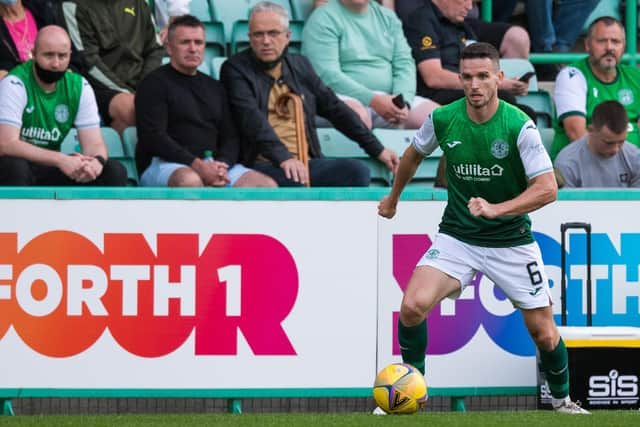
[34,61,66,84]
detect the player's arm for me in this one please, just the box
[554,67,587,142]
[379,113,437,219]
[469,171,557,218]
[468,121,557,218]
[561,115,587,142]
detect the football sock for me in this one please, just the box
[397,318,427,375]
[539,337,570,399]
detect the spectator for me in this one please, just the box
[221,1,399,187]
[554,100,640,188]
[135,15,276,188]
[0,0,78,79]
[0,26,127,186]
[302,0,438,129]
[551,16,640,160]
[402,0,532,108]
[63,0,165,135]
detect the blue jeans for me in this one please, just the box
[527,0,599,52]
[252,158,371,187]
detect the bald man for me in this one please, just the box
[0,25,127,186]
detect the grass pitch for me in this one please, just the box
[0,411,637,427]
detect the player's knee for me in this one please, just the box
[168,168,204,187]
[400,298,427,325]
[531,329,557,352]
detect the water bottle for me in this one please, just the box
[203,150,214,163]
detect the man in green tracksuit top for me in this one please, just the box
[0,25,126,186]
[378,42,589,415]
[63,0,164,134]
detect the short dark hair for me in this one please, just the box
[587,16,624,39]
[167,14,205,42]
[460,42,500,66]
[592,100,629,134]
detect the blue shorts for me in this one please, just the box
[140,157,251,187]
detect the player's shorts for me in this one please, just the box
[417,232,552,310]
[140,157,251,187]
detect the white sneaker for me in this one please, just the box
[372,406,387,415]
[552,396,590,414]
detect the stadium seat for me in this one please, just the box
[120,127,140,186]
[229,19,303,55]
[373,129,442,187]
[517,90,555,128]
[317,128,391,186]
[60,128,79,154]
[539,127,555,155]
[189,0,214,22]
[203,21,226,57]
[499,58,538,92]
[290,0,315,20]
[582,0,621,33]
[211,56,226,80]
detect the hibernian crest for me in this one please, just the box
[490,139,509,159]
[54,104,69,123]
[425,249,440,259]
[618,89,634,106]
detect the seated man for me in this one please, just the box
[402,0,532,109]
[301,0,437,129]
[554,100,640,188]
[63,0,165,134]
[0,25,127,186]
[551,16,640,160]
[135,15,276,188]
[221,1,399,187]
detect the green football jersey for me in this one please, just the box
[423,99,552,247]
[551,58,640,159]
[8,60,83,151]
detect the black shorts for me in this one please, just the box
[93,86,121,125]
[467,18,512,51]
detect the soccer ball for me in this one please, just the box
[372,363,428,414]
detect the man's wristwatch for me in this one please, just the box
[94,155,106,166]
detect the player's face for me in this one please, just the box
[167,25,205,75]
[590,124,627,157]
[249,11,291,64]
[586,22,625,73]
[459,57,502,110]
[438,0,473,24]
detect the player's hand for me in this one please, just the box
[378,195,397,219]
[280,158,308,185]
[499,78,528,96]
[467,196,499,219]
[193,158,230,186]
[377,148,399,174]
[76,157,103,182]
[370,94,406,124]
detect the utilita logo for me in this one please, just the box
[0,231,298,358]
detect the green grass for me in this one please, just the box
[0,411,637,427]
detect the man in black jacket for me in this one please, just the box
[220,1,399,187]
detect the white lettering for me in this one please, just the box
[67,265,108,316]
[110,265,150,316]
[0,264,12,300]
[153,265,195,316]
[16,264,62,317]
[218,265,242,316]
[612,265,640,314]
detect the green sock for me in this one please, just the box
[539,338,570,399]
[397,318,427,375]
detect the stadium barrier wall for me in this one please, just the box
[0,187,639,415]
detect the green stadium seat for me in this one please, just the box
[211,56,226,80]
[317,128,391,186]
[499,58,538,92]
[517,90,555,128]
[204,21,226,57]
[290,0,315,20]
[539,127,555,155]
[189,0,214,22]
[60,128,79,154]
[120,127,140,186]
[374,129,443,188]
[582,0,621,33]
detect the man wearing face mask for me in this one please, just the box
[0,25,127,186]
[220,1,399,187]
